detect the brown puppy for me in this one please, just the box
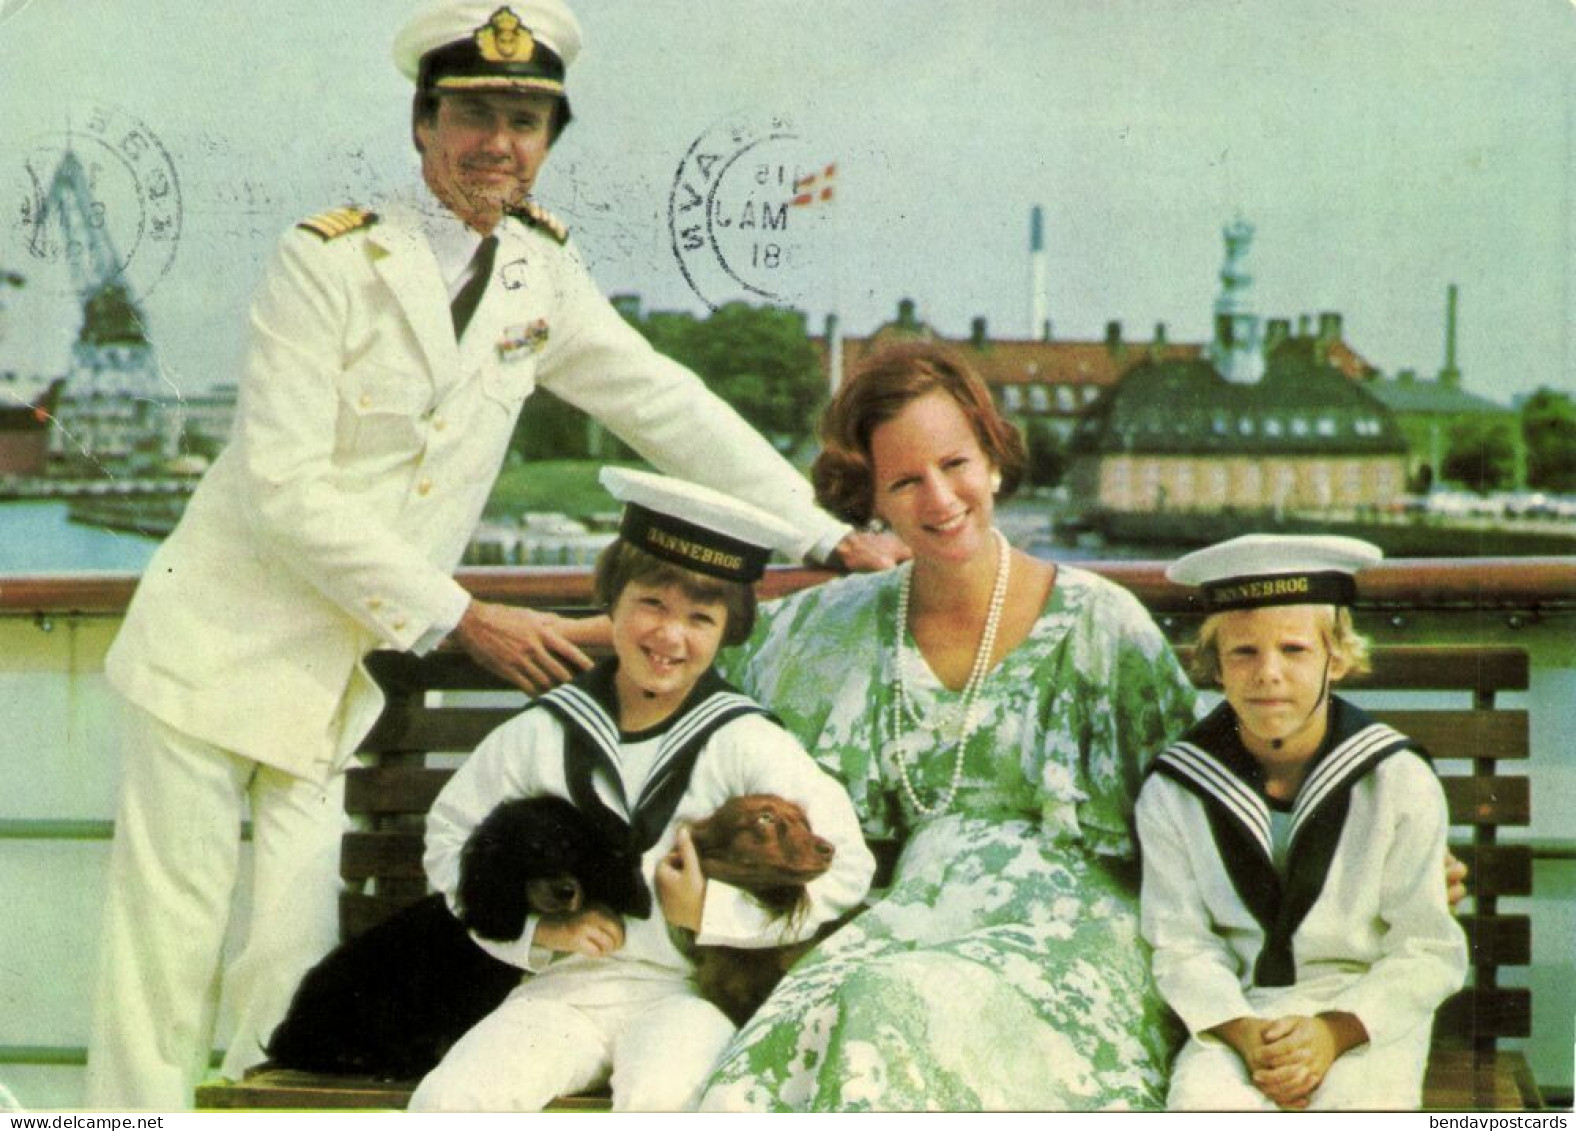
[683,794,850,1026]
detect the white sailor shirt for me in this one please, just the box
[1135,696,1467,1049]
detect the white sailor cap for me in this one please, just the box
[600,467,799,584]
[394,1,583,100]
[1166,534,1382,612]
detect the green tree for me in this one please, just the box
[510,388,635,461]
[1023,417,1066,488]
[623,301,824,451]
[1521,387,1576,493]
[1441,416,1516,492]
[507,300,825,462]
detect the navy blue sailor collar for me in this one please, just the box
[530,658,773,880]
[1147,695,1421,986]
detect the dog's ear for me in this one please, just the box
[746,885,807,917]
[457,799,555,941]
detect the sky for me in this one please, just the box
[0,0,1572,409]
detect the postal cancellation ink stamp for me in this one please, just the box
[667,112,833,312]
[6,101,183,303]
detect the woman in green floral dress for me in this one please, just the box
[698,343,1200,1112]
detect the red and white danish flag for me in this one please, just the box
[790,163,837,207]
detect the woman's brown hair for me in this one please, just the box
[811,341,1027,525]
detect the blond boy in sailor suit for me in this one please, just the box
[409,471,874,1112]
[86,0,896,1110]
[1136,536,1467,1111]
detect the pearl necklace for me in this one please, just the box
[888,528,1011,816]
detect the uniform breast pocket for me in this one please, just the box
[335,367,431,461]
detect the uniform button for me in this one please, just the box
[392,617,408,632]
[367,596,384,610]
[432,416,447,432]
[358,393,372,409]
[417,477,433,496]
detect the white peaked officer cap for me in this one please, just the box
[394,1,583,99]
[600,467,801,584]
[1166,534,1383,612]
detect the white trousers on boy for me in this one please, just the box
[409,975,736,1112]
[84,702,344,1110]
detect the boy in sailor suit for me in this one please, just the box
[408,470,875,1112]
[1136,535,1467,1111]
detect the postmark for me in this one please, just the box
[667,112,833,311]
[4,101,182,303]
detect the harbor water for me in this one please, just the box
[0,499,1177,576]
[0,502,160,573]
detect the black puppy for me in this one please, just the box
[266,795,645,1080]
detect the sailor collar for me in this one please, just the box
[528,659,772,912]
[1148,695,1420,985]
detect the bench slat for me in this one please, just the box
[194,1068,610,1112]
[1382,711,1528,761]
[1442,777,1531,827]
[347,767,453,816]
[358,707,1532,764]
[1459,914,1531,968]
[1449,845,1534,900]
[1434,987,1533,1040]
[363,710,524,754]
[342,832,426,882]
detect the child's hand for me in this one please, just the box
[534,907,625,958]
[1207,1015,1270,1069]
[1252,1012,1367,1109]
[656,825,707,932]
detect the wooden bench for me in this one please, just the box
[196,641,1540,1111]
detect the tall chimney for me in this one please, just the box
[1105,320,1124,360]
[1029,206,1048,341]
[971,316,988,348]
[825,313,843,394]
[1439,283,1462,388]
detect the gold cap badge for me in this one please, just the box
[475,8,535,64]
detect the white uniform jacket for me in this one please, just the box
[424,662,875,1001]
[106,202,844,782]
[1135,697,1467,1051]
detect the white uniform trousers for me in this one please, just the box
[84,700,344,1110]
[409,976,737,1112]
[1168,998,1433,1111]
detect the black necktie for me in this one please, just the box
[450,235,498,340]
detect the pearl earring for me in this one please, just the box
[990,471,1002,493]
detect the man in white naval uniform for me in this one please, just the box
[84,0,897,1110]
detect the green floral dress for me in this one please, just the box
[700,565,1200,1112]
